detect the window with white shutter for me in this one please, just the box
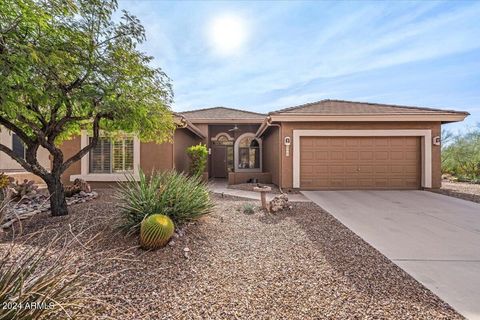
[89,137,134,174]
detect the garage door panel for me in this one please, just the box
[359,151,374,160]
[330,151,344,160]
[358,178,375,188]
[315,151,329,160]
[390,137,406,146]
[390,166,404,174]
[345,151,358,160]
[300,136,421,189]
[359,139,375,146]
[374,166,388,174]
[375,138,389,146]
[314,165,329,174]
[390,151,405,160]
[330,138,346,147]
[302,151,314,161]
[358,165,374,174]
[345,165,358,174]
[330,178,345,188]
[405,151,418,160]
[375,151,389,160]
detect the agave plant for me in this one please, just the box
[116,170,214,234]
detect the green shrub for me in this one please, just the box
[0,173,10,190]
[186,144,208,177]
[242,203,255,215]
[116,170,214,234]
[442,129,480,182]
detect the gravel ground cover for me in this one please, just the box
[0,190,461,319]
[430,181,480,204]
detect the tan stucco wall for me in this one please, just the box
[262,126,280,186]
[60,136,82,184]
[0,128,50,172]
[174,128,203,173]
[277,121,442,190]
[228,172,272,184]
[140,141,173,174]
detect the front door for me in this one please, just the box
[212,146,227,178]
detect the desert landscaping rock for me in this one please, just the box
[430,180,480,204]
[1,191,98,229]
[268,193,290,213]
[0,190,461,319]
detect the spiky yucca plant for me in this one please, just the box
[116,170,214,234]
[140,214,175,249]
[0,242,96,319]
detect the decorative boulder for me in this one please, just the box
[269,193,290,213]
[65,179,91,197]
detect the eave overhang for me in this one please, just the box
[174,115,206,139]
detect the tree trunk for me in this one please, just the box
[46,175,69,216]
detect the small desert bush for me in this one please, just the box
[116,170,214,234]
[0,241,96,319]
[186,144,208,177]
[242,203,255,215]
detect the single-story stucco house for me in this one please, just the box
[0,99,469,190]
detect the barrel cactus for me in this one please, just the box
[140,214,175,249]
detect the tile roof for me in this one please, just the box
[180,107,265,120]
[271,99,469,115]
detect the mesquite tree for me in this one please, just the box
[0,0,175,216]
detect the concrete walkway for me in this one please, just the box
[208,180,310,202]
[302,190,480,320]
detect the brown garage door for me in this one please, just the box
[300,136,421,189]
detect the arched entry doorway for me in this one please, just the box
[211,132,234,178]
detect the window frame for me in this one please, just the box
[234,132,262,173]
[71,130,140,182]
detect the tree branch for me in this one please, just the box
[60,112,112,173]
[0,116,35,146]
[0,143,34,173]
[25,104,47,128]
[16,114,62,158]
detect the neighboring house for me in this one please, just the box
[0,99,469,190]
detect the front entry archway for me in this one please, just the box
[210,132,234,178]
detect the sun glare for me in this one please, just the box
[209,14,247,56]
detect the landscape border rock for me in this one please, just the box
[268,193,292,213]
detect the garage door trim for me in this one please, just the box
[292,130,432,189]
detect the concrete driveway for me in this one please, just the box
[302,190,480,320]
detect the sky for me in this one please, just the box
[117,0,480,133]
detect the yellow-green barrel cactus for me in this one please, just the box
[140,214,175,249]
